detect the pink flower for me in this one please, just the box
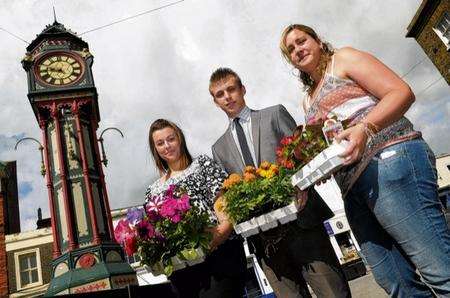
[166,184,176,198]
[160,198,178,219]
[171,213,182,223]
[146,195,165,214]
[114,219,134,244]
[177,194,191,213]
[136,220,155,240]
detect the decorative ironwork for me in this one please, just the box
[14,137,46,176]
[98,127,124,167]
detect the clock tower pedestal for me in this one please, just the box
[21,21,137,295]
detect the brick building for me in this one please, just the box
[406,0,450,84]
[0,161,21,297]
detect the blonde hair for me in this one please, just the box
[280,24,334,94]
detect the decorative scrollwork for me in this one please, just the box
[14,137,46,177]
[98,127,124,167]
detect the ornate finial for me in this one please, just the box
[53,6,58,23]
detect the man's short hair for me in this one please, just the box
[209,67,242,95]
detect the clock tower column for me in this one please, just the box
[21,21,137,295]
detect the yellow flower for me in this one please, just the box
[223,173,242,190]
[256,163,278,179]
[214,196,227,212]
[259,161,271,170]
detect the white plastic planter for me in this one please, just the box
[291,141,349,190]
[256,213,278,231]
[185,247,206,266]
[234,218,259,238]
[145,247,206,275]
[234,201,298,237]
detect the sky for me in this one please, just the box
[0,0,449,232]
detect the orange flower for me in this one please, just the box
[259,161,271,170]
[243,172,257,182]
[222,173,242,190]
[269,164,279,175]
[244,166,256,174]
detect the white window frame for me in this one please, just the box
[433,11,450,50]
[14,247,43,291]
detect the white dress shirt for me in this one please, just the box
[229,106,257,166]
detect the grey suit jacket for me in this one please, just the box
[212,105,295,173]
[212,104,333,229]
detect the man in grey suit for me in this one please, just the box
[209,68,351,298]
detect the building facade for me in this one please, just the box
[1,161,21,297]
[406,0,450,84]
[437,153,450,208]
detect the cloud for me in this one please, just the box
[1,0,449,231]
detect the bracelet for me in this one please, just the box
[358,121,377,139]
[363,119,381,134]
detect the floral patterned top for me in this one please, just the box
[305,56,420,197]
[145,155,227,223]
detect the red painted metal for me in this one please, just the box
[78,253,96,268]
[51,102,77,251]
[38,115,61,258]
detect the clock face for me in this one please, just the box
[35,54,84,86]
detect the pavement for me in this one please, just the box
[347,271,387,298]
[314,208,450,298]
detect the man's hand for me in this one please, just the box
[295,187,308,211]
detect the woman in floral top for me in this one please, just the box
[145,119,246,298]
[280,24,450,297]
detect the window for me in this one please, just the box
[14,248,43,290]
[434,11,450,48]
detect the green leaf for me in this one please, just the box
[164,264,174,277]
[180,248,198,260]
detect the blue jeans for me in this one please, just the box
[345,139,450,297]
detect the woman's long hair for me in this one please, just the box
[280,24,334,95]
[148,119,192,176]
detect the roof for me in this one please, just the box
[26,21,88,52]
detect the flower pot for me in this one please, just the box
[291,141,349,190]
[171,256,187,271]
[234,218,259,238]
[185,247,206,266]
[256,213,278,231]
[144,263,165,276]
[234,201,299,237]
[277,201,298,224]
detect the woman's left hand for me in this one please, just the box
[336,123,368,165]
[207,222,232,252]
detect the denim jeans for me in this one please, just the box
[345,138,450,297]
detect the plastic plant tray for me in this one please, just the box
[291,141,349,190]
[234,201,298,238]
[145,247,206,275]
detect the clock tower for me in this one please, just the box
[21,21,137,295]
